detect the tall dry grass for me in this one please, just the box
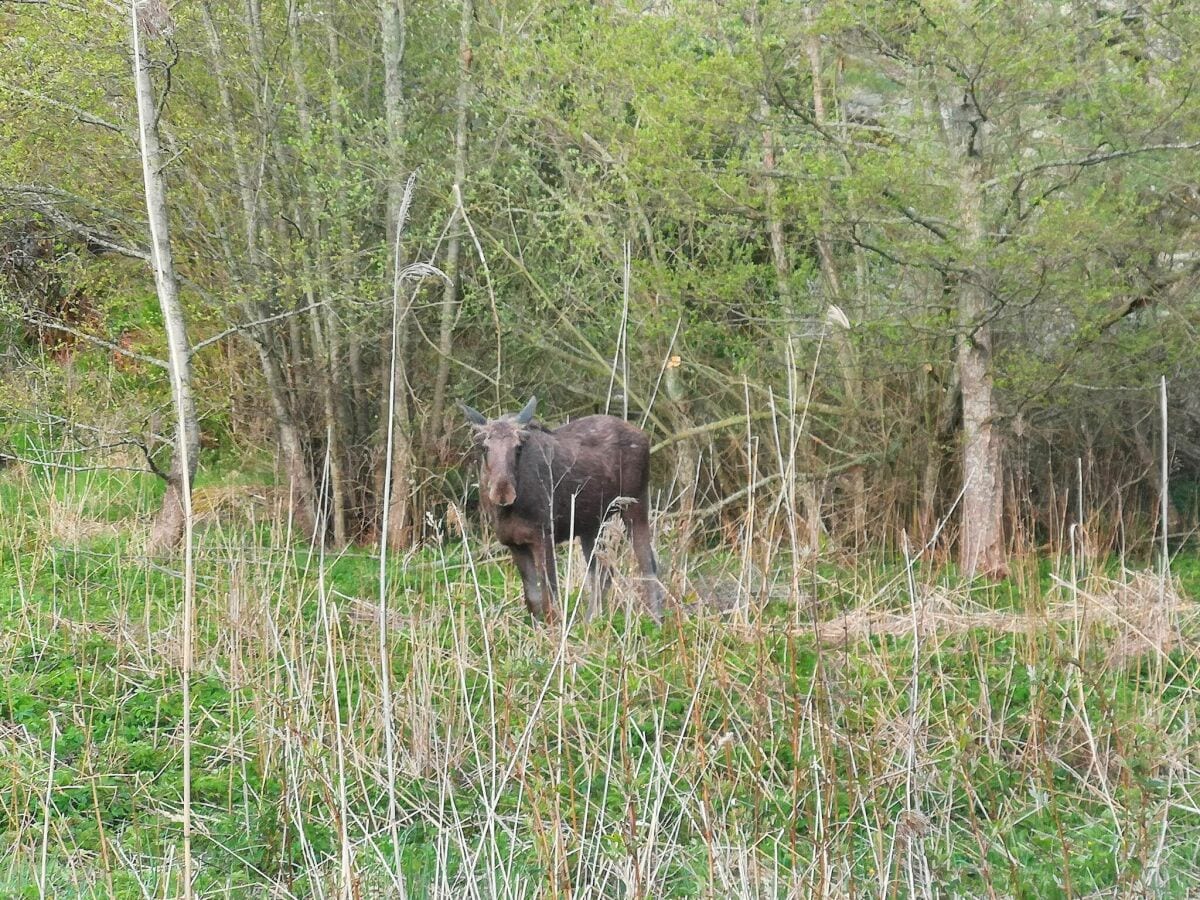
[1,446,1199,897]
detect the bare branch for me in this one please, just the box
[189,260,448,380]
[6,86,125,134]
[882,189,952,241]
[189,300,329,356]
[0,452,152,475]
[668,450,879,521]
[681,473,782,520]
[988,140,1200,189]
[0,184,151,260]
[132,434,171,481]
[0,0,90,9]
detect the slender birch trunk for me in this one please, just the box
[131,3,196,893]
[134,8,199,556]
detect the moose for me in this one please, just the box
[461,397,665,623]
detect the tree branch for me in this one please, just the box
[6,86,125,134]
[189,299,329,356]
[988,140,1200,189]
[671,452,879,521]
[882,188,952,241]
[18,311,169,369]
[0,184,151,260]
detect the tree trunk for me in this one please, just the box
[324,16,369,536]
[287,1,350,545]
[304,290,349,543]
[918,349,960,547]
[427,0,473,452]
[944,96,1007,578]
[256,327,319,539]
[134,9,199,555]
[380,0,417,549]
[803,11,868,549]
[665,358,699,553]
[200,1,320,541]
[756,8,824,553]
[346,330,370,523]
[802,9,843,304]
[759,93,792,312]
[131,5,197,894]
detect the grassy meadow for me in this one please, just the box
[1,463,1198,898]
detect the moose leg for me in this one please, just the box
[531,536,559,624]
[580,531,611,621]
[622,494,664,620]
[510,545,547,621]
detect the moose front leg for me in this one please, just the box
[531,536,559,625]
[510,545,548,621]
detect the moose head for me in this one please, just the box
[461,396,538,508]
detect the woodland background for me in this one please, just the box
[3,0,1197,563]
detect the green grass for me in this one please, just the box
[1,464,1199,897]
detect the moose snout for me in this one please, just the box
[489,480,517,507]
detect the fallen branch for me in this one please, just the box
[17,312,169,369]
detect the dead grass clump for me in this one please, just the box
[46,495,119,545]
[816,570,1194,652]
[342,595,411,633]
[822,583,1009,642]
[1056,569,1190,664]
[190,483,286,524]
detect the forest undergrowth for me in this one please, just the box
[1,464,1199,899]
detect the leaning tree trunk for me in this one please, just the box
[943,95,1007,578]
[131,5,198,895]
[134,7,199,555]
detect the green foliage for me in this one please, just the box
[3,0,1198,550]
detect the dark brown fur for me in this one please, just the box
[464,399,664,622]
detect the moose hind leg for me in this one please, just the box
[580,531,611,621]
[510,545,548,622]
[621,495,664,620]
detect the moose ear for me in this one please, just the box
[515,395,537,426]
[460,402,487,426]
